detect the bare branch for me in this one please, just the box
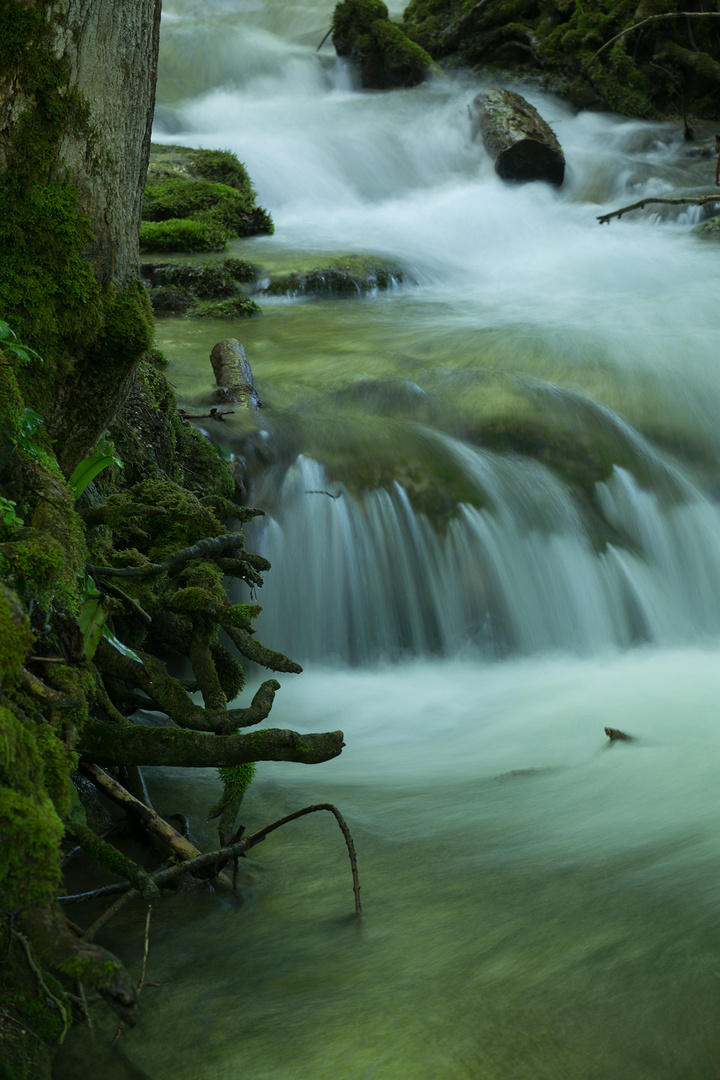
[597,194,720,224]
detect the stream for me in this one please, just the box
[54,2,720,1077]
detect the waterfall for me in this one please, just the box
[55,4,720,1079]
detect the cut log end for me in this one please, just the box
[470,88,565,187]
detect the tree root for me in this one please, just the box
[64,820,159,899]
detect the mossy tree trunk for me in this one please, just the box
[0,6,347,1076]
[0,0,161,474]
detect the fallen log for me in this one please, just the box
[470,88,565,187]
[210,338,263,408]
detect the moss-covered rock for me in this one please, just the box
[141,145,273,254]
[259,257,412,298]
[332,0,437,89]
[141,258,263,318]
[402,0,720,119]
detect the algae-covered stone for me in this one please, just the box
[142,258,263,318]
[694,215,720,240]
[260,258,411,298]
[141,145,273,254]
[332,0,437,89]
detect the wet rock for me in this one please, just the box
[259,259,411,298]
[470,88,565,186]
[142,258,262,318]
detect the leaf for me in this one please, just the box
[78,594,110,662]
[101,627,141,663]
[68,450,123,500]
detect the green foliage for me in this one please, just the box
[67,445,123,500]
[0,320,43,367]
[0,498,22,527]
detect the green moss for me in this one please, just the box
[192,297,261,319]
[140,218,228,253]
[34,726,77,818]
[0,782,63,913]
[333,0,435,88]
[210,641,245,700]
[141,146,274,255]
[0,587,34,682]
[0,1,102,382]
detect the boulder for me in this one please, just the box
[331,0,436,90]
[470,88,565,186]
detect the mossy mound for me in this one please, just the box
[141,145,273,254]
[402,0,720,119]
[141,258,262,319]
[332,0,437,89]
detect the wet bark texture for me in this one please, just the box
[470,88,565,186]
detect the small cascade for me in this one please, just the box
[247,444,720,665]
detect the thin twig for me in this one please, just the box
[586,12,720,67]
[597,194,720,224]
[112,904,152,1046]
[316,26,333,51]
[305,490,341,499]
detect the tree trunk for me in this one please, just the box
[0,0,161,472]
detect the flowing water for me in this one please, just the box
[55,2,720,1078]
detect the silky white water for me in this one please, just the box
[55,2,720,1077]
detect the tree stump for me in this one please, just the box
[470,88,565,187]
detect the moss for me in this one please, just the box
[210,641,245,700]
[192,297,261,319]
[34,726,77,819]
[333,0,435,88]
[140,218,228,253]
[0,586,34,682]
[0,782,64,913]
[262,260,410,298]
[403,0,720,118]
[0,1,103,385]
[141,146,274,255]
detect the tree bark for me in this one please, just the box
[470,89,565,187]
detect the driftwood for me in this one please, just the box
[470,88,565,187]
[597,194,720,224]
[80,802,362,944]
[210,339,263,408]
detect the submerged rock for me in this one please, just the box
[332,0,436,90]
[470,88,565,186]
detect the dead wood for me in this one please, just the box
[597,194,720,224]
